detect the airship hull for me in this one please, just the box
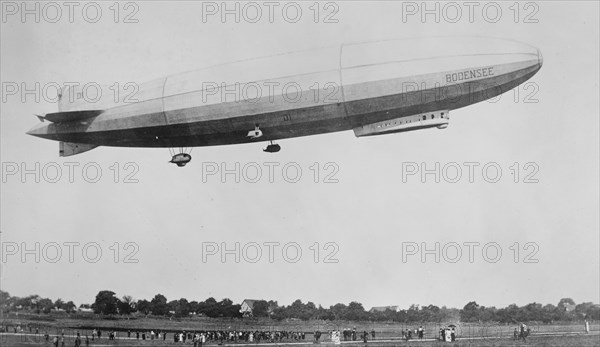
[27,37,543,149]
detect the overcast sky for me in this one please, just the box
[1,1,598,311]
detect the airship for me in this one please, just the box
[27,36,543,167]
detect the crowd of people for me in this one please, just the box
[4,321,597,345]
[326,329,367,343]
[439,326,456,342]
[513,323,531,342]
[400,325,426,340]
[125,329,309,345]
[338,327,376,341]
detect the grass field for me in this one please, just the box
[1,315,599,347]
[2,314,598,335]
[2,332,599,347]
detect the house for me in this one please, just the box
[240,299,261,317]
[369,306,399,313]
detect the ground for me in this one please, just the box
[2,333,600,347]
[1,316,598,347]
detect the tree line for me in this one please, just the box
[1,290,598,323]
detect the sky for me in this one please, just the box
[1,1,599,311]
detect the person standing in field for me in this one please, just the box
[585,320,590,333]
[519,323,527,342]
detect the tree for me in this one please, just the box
[167,300,178,315]
[575,302,596,319]
[288,300,305,319]
[252,300,270,317]
[175,298,190,317]
[37,298,54,314]
[63,301,76,313]
[0,291,9,304]
[271,306,288,321]
[0,291,10,314]
[557,298,576,307]
[199,297,219,317]
[218,298,241,318]
[346,301,368,321]
[420,304,441,322]
[92,291,120,315]
[119,296,136,315]
[303,302,317,320]
[557,298,576,320]
[150,294,168,316]
[315,305,334,320]
[406,304,420,322]
[330,303,348,320]
[189,301,200,315]
[54,298,65,310]
[137,300,151,315]
[460,301,480,322]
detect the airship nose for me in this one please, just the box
[26,122,50,138]
[537,48,543,67]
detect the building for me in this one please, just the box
[240,299,260,317]
[369,306,400,313]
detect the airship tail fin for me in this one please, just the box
[39,110,104,123]
[59,142,98,157]
[58,84,121,112]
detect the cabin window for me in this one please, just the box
[422,115,426,120]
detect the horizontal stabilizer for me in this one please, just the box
[42,110,104,123]
[59,142,98,157]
